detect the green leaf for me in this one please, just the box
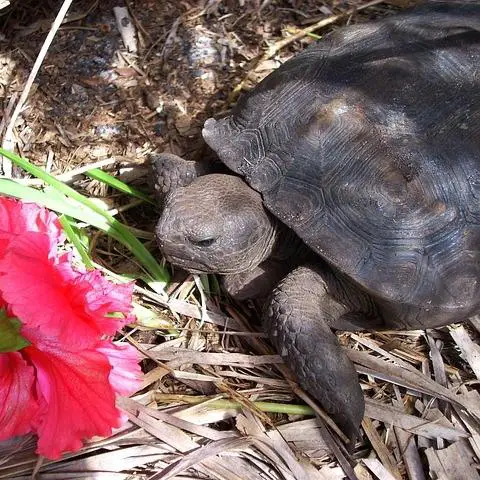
[0,310,30,352]
[0,148,169,291]
[59,215,94,269]
[208,274,221,296]
[0,179,112,230]
[86,168,155,205]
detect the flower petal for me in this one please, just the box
[59,266,136,331]
[0,197,63,257]
[23,332,126,459]
[0,352,38,441]
[0,234,134,346]
[97,341,143,396]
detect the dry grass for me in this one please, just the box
[1,1,479,479]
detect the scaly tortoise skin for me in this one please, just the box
[154,3,480,442]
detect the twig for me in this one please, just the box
[14,157,123,186]
[113,6,138,53]
[264,0,385,60]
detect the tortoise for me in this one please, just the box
[152,2,480,442]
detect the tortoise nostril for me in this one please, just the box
[189,236,217,248]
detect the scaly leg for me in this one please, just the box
[264,264,381,443]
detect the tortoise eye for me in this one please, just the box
[189,236,217,248]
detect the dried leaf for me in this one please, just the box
[425,441,480,480]
[364,398,468,441]
[349,349,480,418]
[450,325,480,380]
[147,437,253,480]
[363,458,398,480]
[362,417,402,480]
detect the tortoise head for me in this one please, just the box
[156,174,277,274]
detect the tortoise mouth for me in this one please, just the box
[163,253,211,274]
[164,252,260,276]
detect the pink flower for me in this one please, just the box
[24,328,141,458]
[0,197,63,258]
[97,341,144,396]
[0,352,38,440]
[0,197,143,459]
[0,233,135,346]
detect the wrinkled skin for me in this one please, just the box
[156,173,278,275]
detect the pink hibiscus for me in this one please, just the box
[0,198,143,459]
[0,197,64,257]
[0,233,135,346]
[0,352,38,440]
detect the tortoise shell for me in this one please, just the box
[203,3,480,328]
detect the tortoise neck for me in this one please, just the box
[270,220,311,265]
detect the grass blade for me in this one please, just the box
[58,215,94,269]
[0,179,110,229]
[86,168,155,205]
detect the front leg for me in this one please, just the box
[149,153,212,204]
[264,264,381,443]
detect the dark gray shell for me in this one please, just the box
[203,3,480,328]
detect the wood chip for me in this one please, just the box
[113,7,138,53]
